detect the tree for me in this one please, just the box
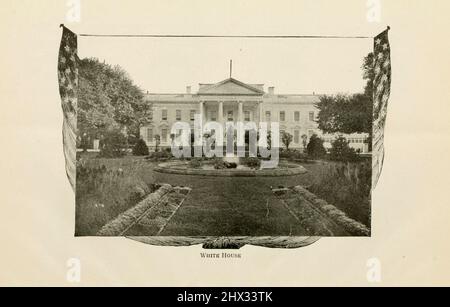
[316,94,372,136]
[306,134,326,159]
[362,52,375,98]
[315,53,373,151]
[154,135,161,152]
[281,131,293,150]
[78,58,151,148]
[99,129,128,158]
[170,133,176,145]
[132,139,149,156]
[329,136,358,162]
[301,134,308,152]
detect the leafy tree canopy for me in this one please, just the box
[78,58,152,141]
[315,53,374,150]
[316,93,372,135]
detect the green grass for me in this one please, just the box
[75,154,371,236]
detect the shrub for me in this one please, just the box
[278,150,315,163]
[154,135,161,152]
[242,157,261,169]
[290,151,313,163]
[329,136,358,162]
[280,149,307,160]
[147,150,172,161]
[132,139,149,156]
[99,129,127,158]
[189,158,202,168]
[306,134,326,159]
[213,158,227,169]
[281,131,293,150]
[301,134,308,152]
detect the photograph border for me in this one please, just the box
[59,25,390,249]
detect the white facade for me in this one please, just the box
[140,78,369,153]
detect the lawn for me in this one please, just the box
[75,153,371,236]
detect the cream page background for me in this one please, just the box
[0,0,449,286]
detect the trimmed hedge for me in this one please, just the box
[132,139,149,156]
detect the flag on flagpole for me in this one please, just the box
[58,25,78,190]
[372,28,391,188]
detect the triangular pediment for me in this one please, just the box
[198,78,264,95]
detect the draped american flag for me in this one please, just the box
[58,25,78,190]
[372,28,391,188]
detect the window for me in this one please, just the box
[147,128,153,143]
[227,110,233,121]
[190,110,196,121]
[309,111,315,121]
[149,111,153,121]
[294,130,300,144]
[161,129,167,142]
[265,111,271,122]
[244,111,250,122]
[280,111,285,122]
[294,111,300,122]
[162,109,168,121]
[308,129,314,138]
[176,110,182,121]
[210,110,217,121]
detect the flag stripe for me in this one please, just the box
[58,26,78,191]
[372,29,391,188]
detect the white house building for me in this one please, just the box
[140,77,369,153]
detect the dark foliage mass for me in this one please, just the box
[329,136,358,162]
[99,129,127,158]
[306,134,327,159]
[78,58,152,147]
[315,53,374,150]
[132,139,149,156]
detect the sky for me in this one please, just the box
[75,0,379,95]
[79,37,372,95]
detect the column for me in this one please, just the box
[238,101,243,123]
[218,101,223,124]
